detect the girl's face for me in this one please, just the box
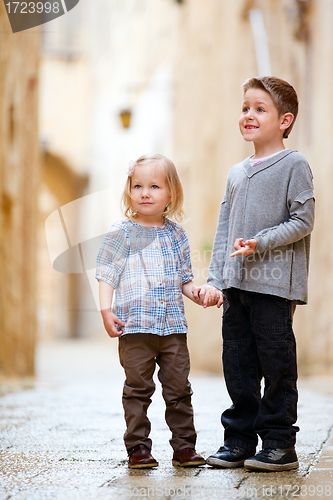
[130,162,171,226]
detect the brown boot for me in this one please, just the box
[128,444,158,469]
[172,448,206,467]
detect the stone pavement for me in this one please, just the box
[0,338,333,500]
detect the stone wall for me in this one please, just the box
[0,5,40,377]
[33,0,333,376]
[174,0,333,375]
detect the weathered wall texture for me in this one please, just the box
[291,0,333,375]
[35,0,333,376]
[38,0,180,340]
[174,0,333,375]
[0,5,40,376]
[37,152,88,340]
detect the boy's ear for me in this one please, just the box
[280,112,294,131]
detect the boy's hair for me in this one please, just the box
[122,153,184,222]
[242,76,299,138]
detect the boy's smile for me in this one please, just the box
[239,88,293,157]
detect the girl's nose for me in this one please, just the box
[141,188,150,198]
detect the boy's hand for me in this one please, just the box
[101,309,125,338]
[230,238,257,257]
[193,284,223,308]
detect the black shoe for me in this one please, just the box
[206,445,256,468]
[244,447,298,472]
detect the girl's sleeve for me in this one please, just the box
[180,229,194,284]
[95,222,129,288]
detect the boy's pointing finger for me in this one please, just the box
[230,249,242,257]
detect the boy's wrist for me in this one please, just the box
[251,236,261,253]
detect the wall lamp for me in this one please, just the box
[119,109,132,129]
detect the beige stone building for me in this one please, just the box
[0,4,40,376]
[173,0,333,375]
[2,0,333,377]
[38,0,333,375]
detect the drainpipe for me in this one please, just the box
[248,9,272,76]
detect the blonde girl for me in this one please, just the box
[96,154,219,469]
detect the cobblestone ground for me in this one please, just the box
[0,339,333,500]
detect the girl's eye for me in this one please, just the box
[133,184,141,189]
[152,185,159,189]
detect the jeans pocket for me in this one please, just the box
[254,294,290,333]
[222,293,230,316]
[118,335,127,364]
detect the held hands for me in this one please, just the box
[230,238,257,257]
[101,309,125,338]
[192,284,223,309]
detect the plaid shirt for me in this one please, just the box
[95,219,194,336]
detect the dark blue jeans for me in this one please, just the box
[221,288,299,452]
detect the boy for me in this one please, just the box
[195,77,315,472]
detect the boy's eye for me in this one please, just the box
[242,107,249,113]
[257,107,265,112]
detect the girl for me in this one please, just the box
[95,153,219,468]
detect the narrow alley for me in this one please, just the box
[0,339,332,499]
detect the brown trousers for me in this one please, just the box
[118,333,197,453]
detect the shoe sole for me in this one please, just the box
[206,457,245,468]
[244,459,299,472]
[172,459,206,467]
[128,462,159,469]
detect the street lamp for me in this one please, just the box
[119,109,132,129]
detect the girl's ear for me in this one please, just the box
[280,112,294,131]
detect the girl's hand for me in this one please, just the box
[193,284,223,308]
[192,285,202,302]
[101,310,125,338]
[230,238,257,257]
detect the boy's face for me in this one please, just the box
[239,88,289,146]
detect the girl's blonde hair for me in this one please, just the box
[122,153,184,222]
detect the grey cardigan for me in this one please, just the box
[207,149,315,304]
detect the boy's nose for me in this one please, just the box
[245,114,255,124]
